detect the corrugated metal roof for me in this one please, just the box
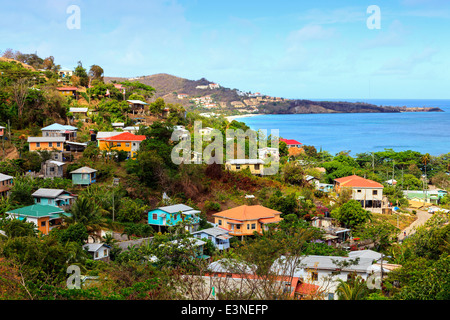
[70,166,97,174]
[32,188,68,198]
[0,173,13,181]
[192,227,230,237]
[300,255,375,272]
[27,136,66,142]
[158,204,194,214]
[41,123,78,131]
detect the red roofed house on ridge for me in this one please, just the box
[334,175,385,212]
[280,138,302,149]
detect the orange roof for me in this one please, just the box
[295,283,320,295]
[334,175,383,188]
[259,216,283,224]
[213,205,282,221]
[99,132,146,142]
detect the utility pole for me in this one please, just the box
[372,152,375,173]
[392,161,395,182]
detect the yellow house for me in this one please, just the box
[225,159,265,175]
[212,205,283,239]
[97,132,146,159]
[27,137,65,152]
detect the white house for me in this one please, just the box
[334,175,384,211]
[83,243,110,261]
[191,227,233,250]
[199,127,214,135]
[258,147,280,162]
[276,254,398,300]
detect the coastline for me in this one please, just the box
[226,113,264,122]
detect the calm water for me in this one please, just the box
[240,99,450,156]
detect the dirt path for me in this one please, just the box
[398,209,432,240]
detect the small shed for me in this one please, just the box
[70,166,97,186]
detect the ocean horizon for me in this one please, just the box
[238,98,450,157]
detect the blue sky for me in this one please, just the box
[1,0,449,99]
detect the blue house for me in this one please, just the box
[191,227,233,250]
[148,204,201,233]
[70,166,97,186]
[32,188,77,210]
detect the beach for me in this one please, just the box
[225,113,264,122]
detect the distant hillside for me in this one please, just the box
[259,99,444,114]
[105,73,242,107]
[105,73,444,114]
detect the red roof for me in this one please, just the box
[57,87,78,91]
[280,138,302,145]
[100,132,146,142]
[334,175,383,188]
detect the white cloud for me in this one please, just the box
[373,47,438,75]
[288,24,336,42]
[360,20,409,49]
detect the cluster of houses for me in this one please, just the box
[190,95,218,109]
[0,124,435,299]
[23,120,149,181]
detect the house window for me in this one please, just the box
[247,224,250,230]
[36,142,40,148]
[103,249,108,256]
[235,165,241,170]
[49,142,53,147]
[117,142,121,147]
[36,198,41,203]
[251,223,256,230]
[254,164,260,170]
[218,219,222,225]
[152,213,158,220]
[95,252,99,258]
[82,173,88,180]
[373,190,378,195]
[56,142,61,147]
[41,221,46,227]
[126,143,130,147]
[311,271,318,281]
[50,167,55,172]
[357,189,362,193]
[236,224,241,230]
[133,143,137,147]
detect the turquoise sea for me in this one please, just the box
[239,99,450,157]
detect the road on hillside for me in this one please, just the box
[398,209,432,241]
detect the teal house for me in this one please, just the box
[70,166,97,186]
[148,204,201,233]
[32,188,76,210]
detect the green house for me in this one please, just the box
[70,166,97,186]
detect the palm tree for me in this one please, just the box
[335,276,368,300]
[64,196,105,241]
